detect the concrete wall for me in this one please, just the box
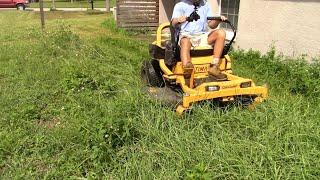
[159,0,220,23]
[236,0,320,59]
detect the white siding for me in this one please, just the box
[237,0,320,59]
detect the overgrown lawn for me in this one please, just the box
[0,11,319,179]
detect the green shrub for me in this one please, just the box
[232,48,320,101]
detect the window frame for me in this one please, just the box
[217,0,240,41]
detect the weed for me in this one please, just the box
[185,163,211,180]
[104,118,140,149]
[40,23,82,57]
[101,17,127,35]
[63,71,101,92]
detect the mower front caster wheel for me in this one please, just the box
[176,105,191,115]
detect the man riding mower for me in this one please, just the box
[141,0,268,114]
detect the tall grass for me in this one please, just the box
[0,11,319,179]
[232,48,320,100]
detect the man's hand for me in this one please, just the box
[220,15,227,21]
[172,16,187,26]
[178,16,187,23]
[208,16,228,29]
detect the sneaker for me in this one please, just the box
[208,65,227,81]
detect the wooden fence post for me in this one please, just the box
[105,0,110,12]
[52,0,56,10]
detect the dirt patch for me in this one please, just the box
[33,159,49,175]
[36,117,61,129]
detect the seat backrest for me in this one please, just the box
[170,23,181,60]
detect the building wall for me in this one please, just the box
[237,0,320,59]
[158,0,320,59]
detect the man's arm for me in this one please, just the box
[171,3,187,26]
[172,16,187,26]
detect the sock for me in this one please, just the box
[212,58,220,65]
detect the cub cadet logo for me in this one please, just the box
[222,84,237,89]
[195,65,208,73]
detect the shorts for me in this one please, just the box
[178,31,213,48]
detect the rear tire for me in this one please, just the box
[141,60,164,87]
[16,4,25,10]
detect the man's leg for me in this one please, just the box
[207,29,227,80]
[208,29,226,60]
[180,37,192,67]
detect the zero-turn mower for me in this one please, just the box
[141,15,268,115]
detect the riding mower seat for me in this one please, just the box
[142,20,268,115]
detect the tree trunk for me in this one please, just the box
[39,0,45,30]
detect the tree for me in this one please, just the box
[39,0,45,29]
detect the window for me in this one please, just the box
[219,0,240,30]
